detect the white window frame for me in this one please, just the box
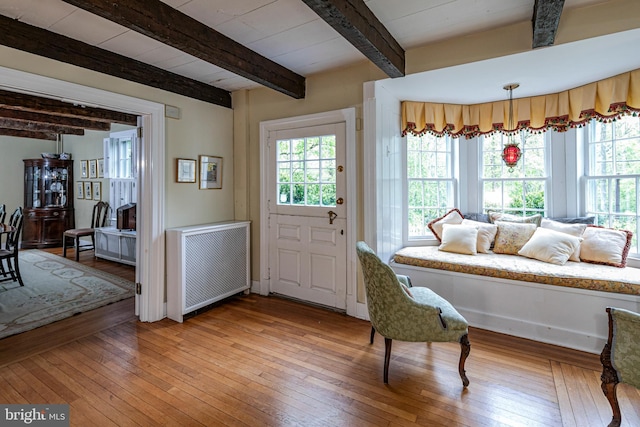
[584,116,640,258]
[103,129,137,180]
[477,131,551,217]
[402,133,459,245]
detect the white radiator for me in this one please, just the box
[166,221,250,322]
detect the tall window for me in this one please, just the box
[586,115,640,254]
[481,132,547,216]
[104,129,136,179]
[406,133,456,238]
[276,134,337,207]
[104,129,137,213]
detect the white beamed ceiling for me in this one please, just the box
[0,0,633,101]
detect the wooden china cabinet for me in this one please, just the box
[23,158,75,248]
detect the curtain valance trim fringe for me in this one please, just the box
[401,68,640,139]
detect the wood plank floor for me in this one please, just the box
[1,251,639,426]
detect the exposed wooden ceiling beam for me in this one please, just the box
[0,108,111,131]
[532,0,565,48]
[0,15,231,108]
[0,118,85,135]
[62,0,306,99]
[300,0,405,78]
[0,128,58,141]
[0,89,138,126]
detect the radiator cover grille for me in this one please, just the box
[166,221,250,322]
[184,227,247,310]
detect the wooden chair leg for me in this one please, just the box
[13,256,23,287]
[75,237,80,261]
[62,235,68,258]
[384,338,392,384]
[370,326,375,344]
[459,333,470,387]
[601,340,622,427]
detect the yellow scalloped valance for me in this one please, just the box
[401,68,640,139]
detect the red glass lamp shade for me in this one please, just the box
[502,143,521,169]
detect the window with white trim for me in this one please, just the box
[480,131,548,217]
[103,129,137,213]
[585,115,640,254]
[405,133,457,239]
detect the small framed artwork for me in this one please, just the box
[176,158,196,183]
[80,160,88,178]
[76,181,84,199]
[84,181,92,200]
[98,158,105,178]
[92,182,101,201]
[199,155,223,190]
[89,159,98,179]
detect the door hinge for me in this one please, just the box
[136,282,142,295]
[137,127,143,138]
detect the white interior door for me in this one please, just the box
[268,123,347,309]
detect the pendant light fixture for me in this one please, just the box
[502,83,521,172]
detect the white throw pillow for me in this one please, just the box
[427,208,464,241]
[540,218,587,262]
[580,226,633,268]
[462,219,498,253]
[518,227,582,265]
[438,224,479,255]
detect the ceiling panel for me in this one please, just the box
[49,8,128,46]
[0,0,75,28]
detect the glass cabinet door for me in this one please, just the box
[43,165,70,208]
[24,164,42,209]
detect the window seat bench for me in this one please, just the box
[390,246,640,354]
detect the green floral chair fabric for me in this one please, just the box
[601,307,640,427]
[356,241,470,386]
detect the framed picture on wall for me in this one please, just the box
[77,182,84,199]
[92,182,101,201]
[98,158,105,178]
[80,160,88,178]
[89,159,98,179]
[199,155,223,190]
[176,158,196,183]
[84,181,92,200]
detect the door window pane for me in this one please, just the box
[276,134,337,207]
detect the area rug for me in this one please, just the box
[0,250,134,339]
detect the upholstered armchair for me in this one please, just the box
[356,241,470,386]
[601,307,640,427]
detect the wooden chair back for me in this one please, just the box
[91,201,110,229]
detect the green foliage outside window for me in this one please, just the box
[277,135,337,207]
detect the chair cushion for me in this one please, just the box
[64,228,94,237]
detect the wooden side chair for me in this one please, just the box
[355,241,470,386]
[0,207,24,286]
[63,201,110,261]
[601,307,640,427]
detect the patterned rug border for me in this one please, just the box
[0,250,134,339]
